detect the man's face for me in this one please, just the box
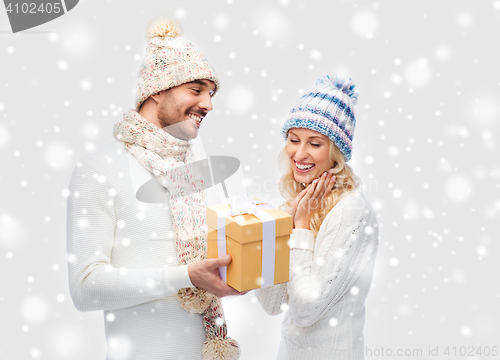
[157,79,216,140]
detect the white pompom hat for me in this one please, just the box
[135,16,220,110]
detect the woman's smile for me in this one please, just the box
[287,128,332,184]
[293,160,316,173]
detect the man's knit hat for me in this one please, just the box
[135,16,221,110]
[282,74,359,162]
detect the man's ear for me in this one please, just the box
[150,91,162,104]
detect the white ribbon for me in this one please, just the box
[216,208,231,282]
[215,194,276,288]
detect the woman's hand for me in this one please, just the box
[294,172,336,229]
[286,187,307,219]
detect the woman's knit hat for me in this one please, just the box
[135,16,221,110]
[282,74,359,161]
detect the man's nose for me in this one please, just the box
[199,93,213,112]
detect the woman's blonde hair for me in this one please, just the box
[278,140,360,236]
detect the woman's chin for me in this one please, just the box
[294,169,326,185]
[293,173,313,185]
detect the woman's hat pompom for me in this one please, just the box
[316,74,359,105]
[145,16,183,40]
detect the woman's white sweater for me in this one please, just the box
[255,190,379,360]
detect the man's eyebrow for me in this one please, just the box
[190,79,208,86]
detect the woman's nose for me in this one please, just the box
[295,144,308,160]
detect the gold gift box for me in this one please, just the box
[206,203,293,292]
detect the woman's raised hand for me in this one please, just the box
[293,172,336,229]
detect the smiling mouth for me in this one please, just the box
[187,113,204,127]
[293,160,316,173]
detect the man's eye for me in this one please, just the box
[192,89,201,94]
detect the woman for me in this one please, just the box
[255,75,379,360]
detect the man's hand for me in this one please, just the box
[188,255,245,297]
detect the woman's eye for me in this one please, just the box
[289,139,299,143]
[311,143,320,147]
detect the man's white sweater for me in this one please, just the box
[255,190,379,360]
[67,141,205,360]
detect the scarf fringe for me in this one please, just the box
[203,338,240,360]
[177,287,214,313]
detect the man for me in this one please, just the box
[67,16,241,360]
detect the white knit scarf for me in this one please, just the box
[114,109,240,360]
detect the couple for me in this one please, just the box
[66,16,378,360]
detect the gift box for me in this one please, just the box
[206,197,293,292]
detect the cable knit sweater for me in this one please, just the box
[255,190,379,360]
[67,141,205,360]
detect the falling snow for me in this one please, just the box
[403,57,432,88]
[225,86,255,113]
[0,214,27,249]
[50,325,83,357]
[1,2,499,359]
[0,123,10,149]
[351,10,379,39]
[21,296,49,323]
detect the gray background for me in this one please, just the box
[1,0,499,359]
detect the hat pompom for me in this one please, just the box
[316,74,359,105]
[145,16,183,40]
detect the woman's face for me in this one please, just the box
[286,128,332,185]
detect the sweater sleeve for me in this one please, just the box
[286,197,378,327]
[254,282,289,316]
[67,161,193,312]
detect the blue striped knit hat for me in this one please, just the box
[282,74,359,161]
